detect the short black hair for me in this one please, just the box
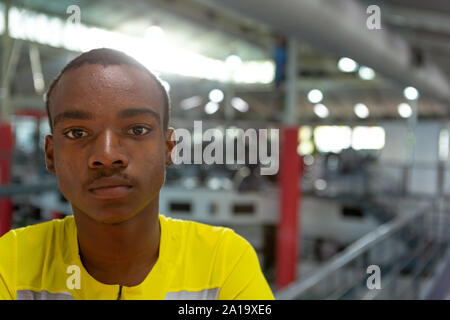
[45,48,171,132]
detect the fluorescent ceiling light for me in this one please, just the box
[205,102,219,114]
[398,103,412,118]
[338,57,358,73]
[403,86,419,100]
[209,89,224,103]
[2,6,274,84]
[231,97,249,112]
[180,96,202,110]
[358,66,375,80]
[225,55,242,70]
[145,25,164,42]
[354,103,369,119]
[307,89,323,104]
[314,104,329,118]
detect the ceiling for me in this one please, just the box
[3,0,450,123]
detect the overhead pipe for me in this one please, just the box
[210,0,450,104]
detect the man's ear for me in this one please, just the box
[165,128,176,166]
[44,135,56,174]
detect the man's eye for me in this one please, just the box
[128,126,150,136]
[64,129,88,139]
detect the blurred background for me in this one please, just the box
[1,0,450,299]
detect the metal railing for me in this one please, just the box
[0,181,58,197]
[276,201,448,299]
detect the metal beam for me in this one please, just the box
[0,182,59,197]
[150,0,272,50]
[210,0,450,105]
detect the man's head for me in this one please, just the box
[44,48,175,224]
[46,48,171,132]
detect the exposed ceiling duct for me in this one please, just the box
[208,0,450,104]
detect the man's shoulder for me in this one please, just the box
[160,214,238,239]
[0,217,76,299]
[0,216,74,251]
[159,214,251,253]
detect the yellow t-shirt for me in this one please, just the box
[0,214,274,300]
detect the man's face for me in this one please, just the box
[44,64,174,224]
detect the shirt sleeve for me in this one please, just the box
[218,232,274,300]
[0,231,17,300]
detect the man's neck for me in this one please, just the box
[73,201,160,287]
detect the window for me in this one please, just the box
[314,126,352,153]
[351,126,385,150]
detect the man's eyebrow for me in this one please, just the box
[117,108,161,123]
[53,110,94,127]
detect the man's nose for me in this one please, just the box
[88,130,129,169]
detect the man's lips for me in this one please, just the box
[87,177,134,199]
[89,185,133,199]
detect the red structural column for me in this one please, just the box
[51,211,64,220]
[0,123,13,237]
[275,126,302,289]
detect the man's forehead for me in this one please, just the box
[57,63,161,93]
[51,63,165,119]
[52,107,162,129]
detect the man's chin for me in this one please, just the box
[70,193,156,225]
[96,209,141,225]
[75,205,139,225]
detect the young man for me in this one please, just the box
[0,48,274,300]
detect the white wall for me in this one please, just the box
[379,121,441,196]
[379,122,408,164]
